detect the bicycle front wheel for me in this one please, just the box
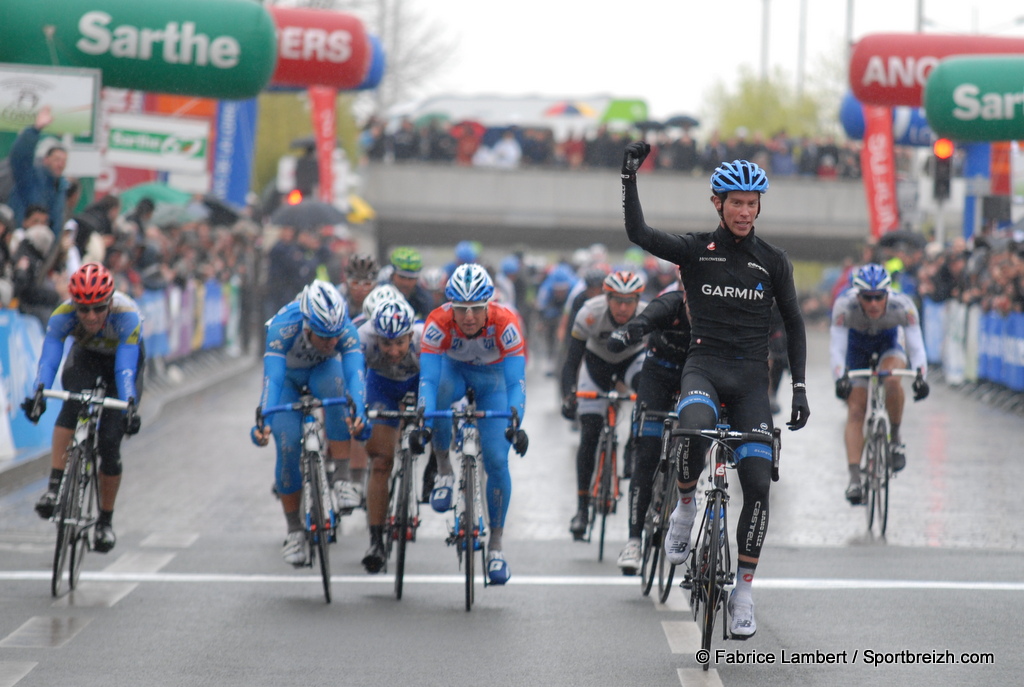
[393,450,413,600]
[698,493,724,669]
[52,446,84,597]
[652,464,679,601]
[309,456,331,603]
[597,447,616,563]
[69,458,98,591]
[462,457,477,611]
[864,423,885,533]
[875,436,891,536]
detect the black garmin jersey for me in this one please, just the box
[623,180,806,383]
[634,289,691,366]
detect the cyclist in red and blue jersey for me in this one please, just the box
[831,263,929,503]
[417,263,529,585]
[623,145,810,639]
[23,262,143,554]
[251,280,369,567]
[357,297,424,573]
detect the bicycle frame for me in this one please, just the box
[634,403,679,600]
[575,388,636,561]
[42,383,129,597]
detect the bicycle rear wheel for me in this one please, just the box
[69,457,97,591]
[651,464,679,601]
[51,446,84,597]
[393,450,413,600]
[309,456,331,603]
[462,458,477,611]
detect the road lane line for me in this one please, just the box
[677,668,724,686]
[0,617,92,649]
[140,532,199,548]
[662,620,701,653]
[101,552,176,574]
[655,592,690,612]
[0,662,36,687]
[51,582,139,608]
[1,572,1023,589]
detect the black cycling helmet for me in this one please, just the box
[346,253,379,282]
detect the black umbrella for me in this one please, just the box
[634,120,665,132]
[878,229,927,249]
[270,199,347,229]
[664,114,700,129]
[202,194,242,226]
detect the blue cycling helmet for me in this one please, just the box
[455,240,479,263]
[300,280,348,337]
[852,263,891,293]
[710,160,769,194]
[445,263,494,303]
[372,298,415,339]
[500,255,521,275]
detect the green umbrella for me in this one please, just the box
[119,182,192,214]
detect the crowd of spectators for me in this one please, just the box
[360,115,862,179]
[917,231,1024,317]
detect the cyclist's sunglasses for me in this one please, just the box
[451,303,487,315]
[858,291,887,302]
[607,295,640,305]
[76,303,110,314]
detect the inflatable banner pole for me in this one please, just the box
[309,86,337,203]
[860,104,900,238]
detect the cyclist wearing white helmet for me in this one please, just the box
[251,280,370,567]
[356,297,425,573]
[417,262,529,585]
[831,263,929,503]
[561,270,648,540]
[622,142,809,639]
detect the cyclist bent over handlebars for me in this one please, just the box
[623,143,810,639]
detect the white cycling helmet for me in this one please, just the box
[361,283,404,320]
[300,280,348,337]
[372,298,415,339]
[445,263,494,303]
[603,270,645,296]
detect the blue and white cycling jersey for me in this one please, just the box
[829,288,927,379]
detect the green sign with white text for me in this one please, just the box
[924,55,1024,142]
[0,0,276,99]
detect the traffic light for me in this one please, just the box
[933,138,954,201]
[285,189,304,205]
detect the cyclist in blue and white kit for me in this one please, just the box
[831,263,929,504]
[23,262,143,553]
[623,144,810,638]
[417,264,529,585]
[251,280,370,566]
[358,297,423,573]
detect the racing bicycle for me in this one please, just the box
[258,391,349,603]
[32,381,131,597]
[846,354,917,536]
[575,387,636,562]
[634,404,679,601]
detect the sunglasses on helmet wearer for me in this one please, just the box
[858,291,886,303]
[451,303,488,315]
[76,302,110,314]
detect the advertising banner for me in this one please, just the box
[924,56,1024,142]
[860,105,900,238]
[0,0,276,99]
[211,98,257,209]
[106,112,210,173]
[839,91,935,147]
[269,7,371,90]
[850,33,1024,107]
[0,63,100,142]
[308,86,337,202]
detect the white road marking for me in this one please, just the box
[101,552,176,574]
[0,662,36,687]
[140,532,200,548]
[0,617,92,649]
[662,620,701,653]
[677,668,725,686]
[655,592,690,612]
[0,572,1022,590]
[51,582,138,608]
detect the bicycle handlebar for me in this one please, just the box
[256,395,352,429]
[42,388,130,411]
[670,426,771,445]
[846,368,918,379]
[575,389,636,402]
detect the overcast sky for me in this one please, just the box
[414,0,1024,121]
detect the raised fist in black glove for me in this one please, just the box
[787,387,810,430]
[409,426,432,454]
[834,375,852,401]
[607,320,645,354]
[912,372,930,401]
[622,141,651,177]
[561,395,578,421]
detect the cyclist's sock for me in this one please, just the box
[435,449,453,476]
[733,565,756,602]
[331,459,351,482]
[676,487,697,520]
[97,509,113,526]
[576,492,590,512]
[285,510,302,533]
[848,464,861,481]
[351,466,367,487]
[489,527,503,553]
[48,469,63,492]
[889,423,901,445]
[368,525,384,546]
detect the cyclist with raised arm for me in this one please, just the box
[251,280,370,566]
[357,297,424,573]
[606,288,691,573]
[622,143,810,639]
[417,263,529,585]
[831,264,929,504]
[561,271,648,540]
[22,262,144,553]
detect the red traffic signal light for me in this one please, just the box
[286,189,304,205]
[933,138,954,160]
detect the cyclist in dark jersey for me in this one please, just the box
[606,288,691,574]
[622,143,810,639]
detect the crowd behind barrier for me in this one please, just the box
[361,116,864,179]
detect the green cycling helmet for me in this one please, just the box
[390,246,423,276]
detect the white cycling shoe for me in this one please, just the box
[281,530,307,567]
[333,480,363,513]
[728,590,757,639]
[664,505,695,565]
[616,539,642,575]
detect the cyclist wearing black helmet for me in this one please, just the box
[622,143,809,639]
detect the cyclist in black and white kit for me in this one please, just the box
[606,288,691,574]
[622,142,810,639]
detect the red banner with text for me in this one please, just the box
[308,86,337,203]
[860,105,900,238]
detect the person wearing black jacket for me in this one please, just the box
[606,288,691,574]
[622,143,809,639]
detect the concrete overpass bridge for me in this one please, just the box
[362,163,876,262]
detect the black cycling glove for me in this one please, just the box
[912,373,930,401]
[787,386,810,430]
[834,375,852,401]
[621,141,651,178]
